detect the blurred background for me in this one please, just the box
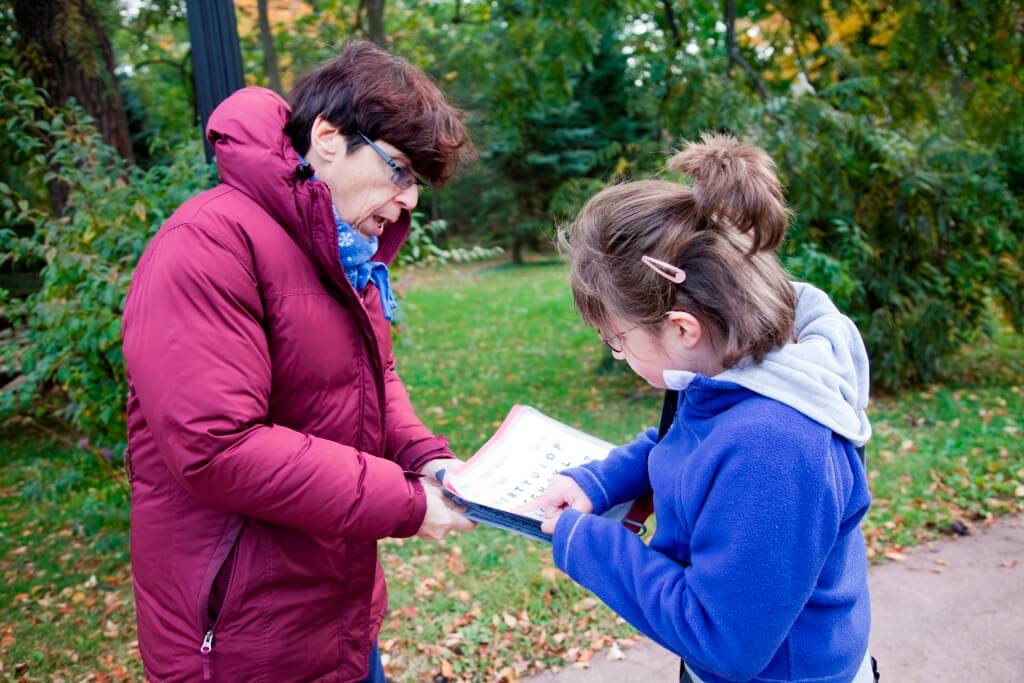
[0,2,1021,681]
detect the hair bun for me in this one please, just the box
[667,133,789,253]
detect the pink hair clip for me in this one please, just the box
[641,255,686,284]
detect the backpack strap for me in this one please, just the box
[658,390,680,440]
[625,390,680,531]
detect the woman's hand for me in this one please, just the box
[517,475,593,534]
[419,457,463,484]
[416,481,476,540]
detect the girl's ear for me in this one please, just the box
[310,116,345,161]
[665,311,703,349]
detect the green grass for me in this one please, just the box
[1,262,1022,681]
[0,429,138,681]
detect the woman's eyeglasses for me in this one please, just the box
[357,132,426,190]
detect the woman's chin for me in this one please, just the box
[355,223,384,239]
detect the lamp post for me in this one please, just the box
[186,0,245,161]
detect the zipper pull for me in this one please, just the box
[200,629,214,680]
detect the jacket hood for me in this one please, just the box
[665,282,872,447]
[206,86,409,265]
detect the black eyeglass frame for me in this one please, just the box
[356,131,427,189]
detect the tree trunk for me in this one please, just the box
[365,0,385,46]
[257,0,282,93]
[430,190,441,222]
[662,0,682,49]
[12,0,134,165]
[510,236,525,265]
[724,0,736,74]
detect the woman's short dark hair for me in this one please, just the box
[284,41,474,186]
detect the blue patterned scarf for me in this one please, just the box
[301,158,398,322]
[332,205,398,322]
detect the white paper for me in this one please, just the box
[445,405,618,520]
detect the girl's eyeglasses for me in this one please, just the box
[599,324,641,353]
[357,132,427,190]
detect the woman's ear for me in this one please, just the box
[309,116,345,161]
[665,311,703,349]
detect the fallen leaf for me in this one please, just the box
[885,551,907,562]
[999,559,1019,569]
[573,597,598,612]
[446,553,465,576]
[606,643,626,661]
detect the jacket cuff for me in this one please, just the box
[400,435,455,474]
[561,467,611,515]
[392,472,428,538]
[552,508,588,575]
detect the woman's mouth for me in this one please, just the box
[359,215,388,237]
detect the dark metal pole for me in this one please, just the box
[186,0,245,161]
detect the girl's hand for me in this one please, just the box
[517,475,593,534]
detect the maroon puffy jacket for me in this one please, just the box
[122,87,451,682]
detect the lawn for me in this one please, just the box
[1,262,1021,681]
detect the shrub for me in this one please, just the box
[0,67,213,448]
[763,94,1023,388]
[397,213,504,268]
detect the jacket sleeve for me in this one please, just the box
[559,428,657,515]
[382,355,456,472]
[551,438,843,682]
[122,223,426,541]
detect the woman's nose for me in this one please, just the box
[395,183,419,210]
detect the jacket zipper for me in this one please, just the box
[197,523,243,681]
[309,185,389,451]
[200,629,214,680]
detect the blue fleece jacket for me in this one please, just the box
[554,376,872,683]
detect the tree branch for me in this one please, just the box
[724,0,768,100]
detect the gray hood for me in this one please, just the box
[664,282,872,447]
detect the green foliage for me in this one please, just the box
[762,94,1023,388]
[1,0,1023,415]
[0,68,213,447]
[397,213,504,268]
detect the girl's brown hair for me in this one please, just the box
[559,133,795,368]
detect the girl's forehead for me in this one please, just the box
[601,313,639,333]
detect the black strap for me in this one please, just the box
[658,390,680,441]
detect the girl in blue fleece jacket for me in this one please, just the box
[529,134,876,683]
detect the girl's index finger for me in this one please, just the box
[513,496,545,515]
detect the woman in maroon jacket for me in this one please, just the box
[121,42,475,682]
